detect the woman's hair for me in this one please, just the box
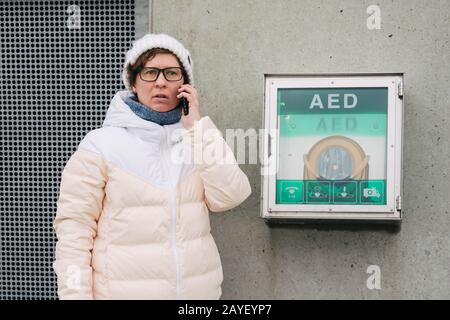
[126,48,188,88]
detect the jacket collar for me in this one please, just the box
[103,90,185,145]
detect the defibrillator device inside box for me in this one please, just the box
[261,73,403,222]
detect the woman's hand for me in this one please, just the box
[177,84,201,129]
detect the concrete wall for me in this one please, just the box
[149,0,450,299]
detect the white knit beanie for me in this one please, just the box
[122,33,194,90]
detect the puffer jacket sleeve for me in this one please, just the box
[53,148,107,300]
[182,116,252,212]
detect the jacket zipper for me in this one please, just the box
[162,127,181,299]
[169,189,180,299]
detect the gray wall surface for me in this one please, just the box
[150,0,450,299]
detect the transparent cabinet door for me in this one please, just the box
[276,87,388,206]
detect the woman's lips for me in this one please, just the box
[153,96,168,101]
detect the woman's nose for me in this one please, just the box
[155,72,167,86]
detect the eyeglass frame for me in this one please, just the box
[138,67,185,82]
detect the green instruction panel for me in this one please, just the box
[276,179,386,205]
[276,87,388,205]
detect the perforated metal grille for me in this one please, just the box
[1,0,135,300]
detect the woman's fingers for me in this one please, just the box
[178,84,196,95]
[178,85,201,129]
[176,91,191,101]
[177,85,199,108]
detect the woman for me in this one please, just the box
[53,33,251,300]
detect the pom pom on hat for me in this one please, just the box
[122,33,194,90]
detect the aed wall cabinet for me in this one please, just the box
[261,73,403,222]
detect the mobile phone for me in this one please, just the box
[181,97,189,115]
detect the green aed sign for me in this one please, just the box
[276,87,388,205]
[278,88,388,136]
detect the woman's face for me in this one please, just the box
[132,53,184,112]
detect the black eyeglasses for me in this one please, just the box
[138,67,184,82]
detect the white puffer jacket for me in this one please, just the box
[53,91,252,299]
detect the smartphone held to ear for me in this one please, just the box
[181,97,189,115]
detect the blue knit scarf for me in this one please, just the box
[125,94,182,126]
